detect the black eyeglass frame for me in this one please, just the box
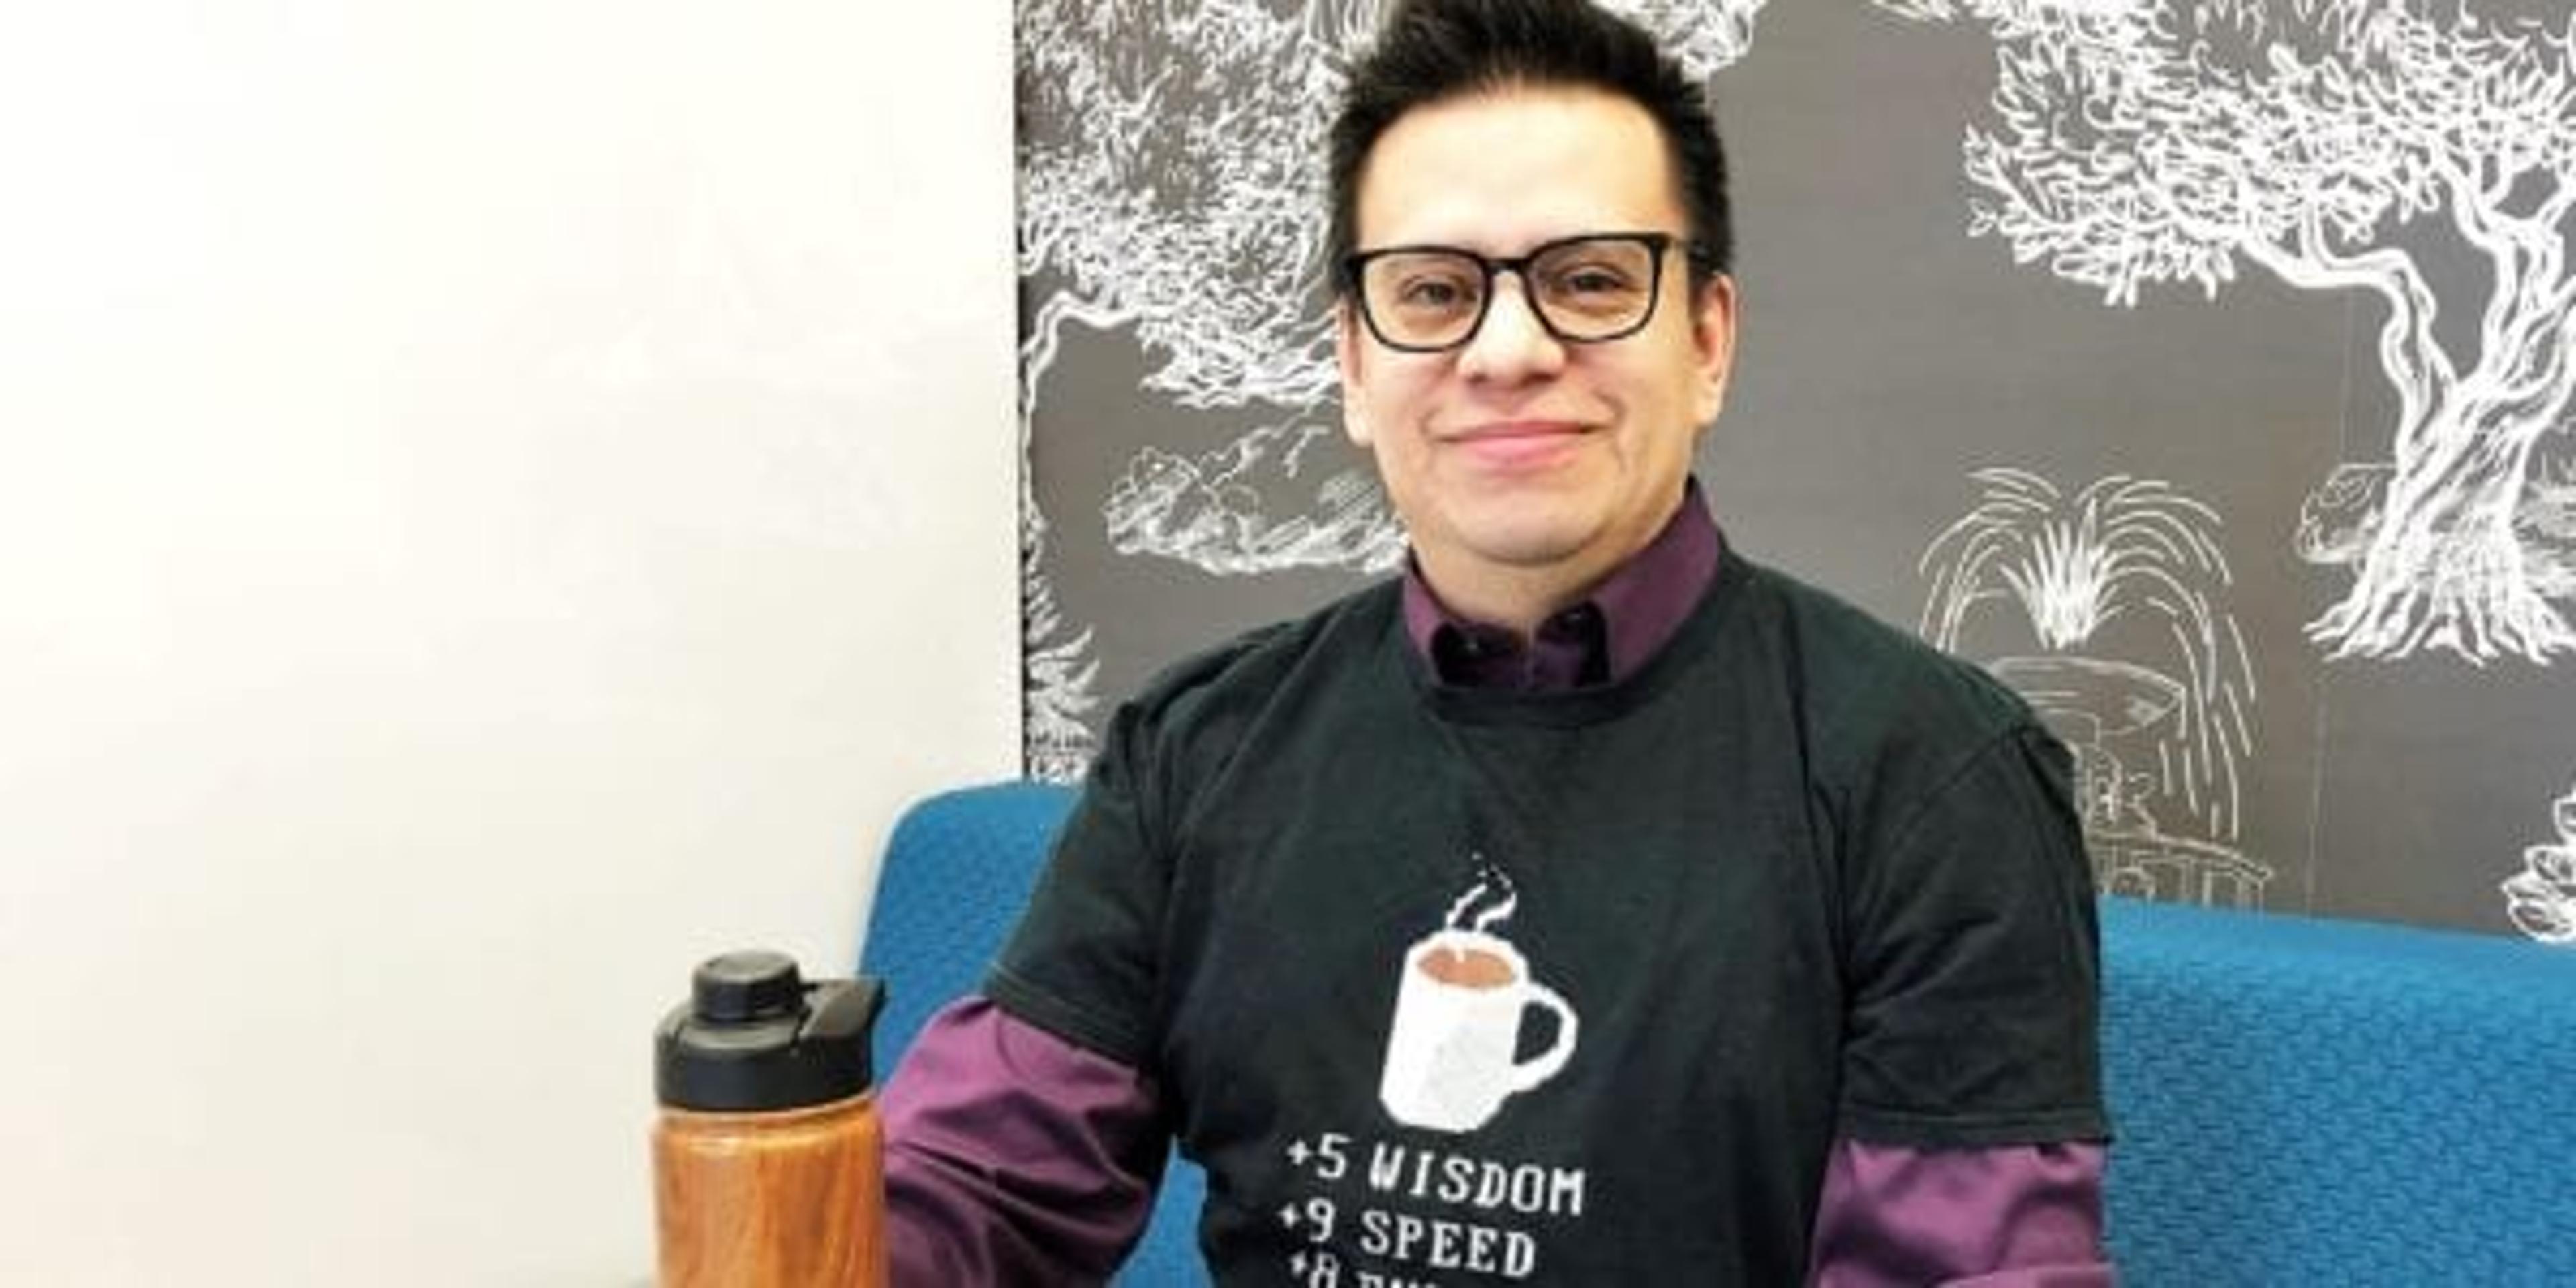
[1338,231,1712,354]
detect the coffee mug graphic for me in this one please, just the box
[1378,928,1580,1133]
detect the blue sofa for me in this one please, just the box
[865,782,2576,1285]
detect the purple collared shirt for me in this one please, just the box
[885,484,2112,1285]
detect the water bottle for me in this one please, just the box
[653,950,889,1288]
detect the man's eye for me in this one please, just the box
[1552,264,1638,295]
[1397,277,1474,309]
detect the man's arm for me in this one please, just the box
[1807,1140,2112,1287]
[883,668,1209,1283]
[882,997,1168,1285]
[1826,718,2115,1285]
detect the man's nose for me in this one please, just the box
[1458,275,1566,382]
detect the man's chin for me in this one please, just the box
[1450,521,1605,574]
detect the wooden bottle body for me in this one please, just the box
[653,1092,886,1288]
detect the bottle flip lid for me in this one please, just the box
[655,949,889,1112]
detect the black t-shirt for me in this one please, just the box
[989,551,2108,1285]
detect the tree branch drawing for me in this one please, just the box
[1884,0,2576,665]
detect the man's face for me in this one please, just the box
[1338,86,1737,615]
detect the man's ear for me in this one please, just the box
[1338,299,1374,449]
[1689,274,1739,429]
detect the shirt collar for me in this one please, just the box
[1399,478,1723,692]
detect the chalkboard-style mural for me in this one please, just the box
[1886,0,2576,665]
[1015,0,2576,939]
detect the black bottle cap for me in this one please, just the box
[655,950,889,1112]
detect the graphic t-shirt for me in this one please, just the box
[988,551,2108,1285]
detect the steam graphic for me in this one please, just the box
[1443,863,1519,934]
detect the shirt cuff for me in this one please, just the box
[1807,1138,2112,1287]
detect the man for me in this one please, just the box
[885,1,2112,1282]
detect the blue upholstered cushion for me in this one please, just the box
[866,780,1077,1063]
[863,781,1210,1286]
[2099,898,2576,1285]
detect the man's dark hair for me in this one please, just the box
[1327,0,1733,289]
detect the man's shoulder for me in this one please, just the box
[1118,578,1401,741]
[1729,557,2075,879]
[1731,555,2037,750]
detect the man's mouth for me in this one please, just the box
[1447,420,1590,468]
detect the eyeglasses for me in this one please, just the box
[1341,231,1695,353]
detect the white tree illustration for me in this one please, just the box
[1883,0,2576,665]
[2502,776,2576,944]
[1922,468,2266,904]
[1014,0,1772,774]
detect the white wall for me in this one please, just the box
[0,3,1017,1283]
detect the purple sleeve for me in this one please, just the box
[1807,1138,2114,1287]
[881,996,1167,1285]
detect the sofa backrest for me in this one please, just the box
[865,780,1073,1063]
[2098,897,2576,1284]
